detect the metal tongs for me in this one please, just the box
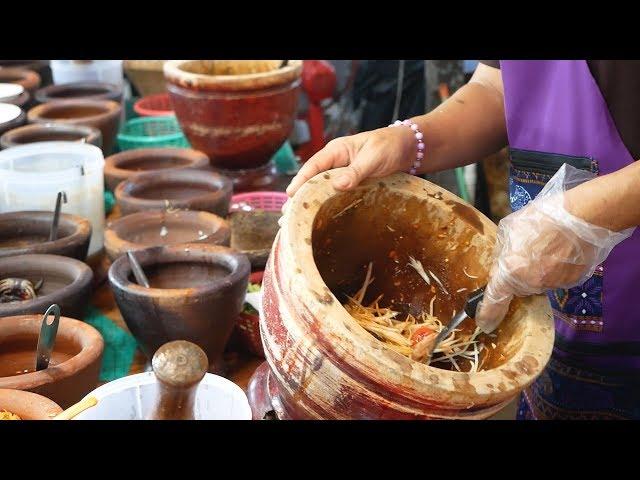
[427,287,485,361]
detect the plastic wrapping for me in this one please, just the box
[476,164,635,333]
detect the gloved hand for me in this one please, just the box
[475,164,635,333]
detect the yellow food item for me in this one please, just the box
[0,410,21,420]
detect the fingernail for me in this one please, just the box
[334,176,350,189]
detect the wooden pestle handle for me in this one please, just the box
[149,340,208,420]
[53,396,98,420]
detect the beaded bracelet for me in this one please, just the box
[388,119,425,175]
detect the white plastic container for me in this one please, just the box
[51,60,124,87]
[0,142,105,255]
[73,372,252,420]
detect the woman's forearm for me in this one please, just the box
[566,160,640,232]
[409,63,508,174]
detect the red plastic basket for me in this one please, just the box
[133,92,173,117]
[229,191,288,214]
[236,271,265,357]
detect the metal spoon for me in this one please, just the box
[127,250,150,288]
[428,287,485,361]
[35,304,61,371]
[48,191,68,242]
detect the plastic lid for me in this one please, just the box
[0,83,24,101]
[0,103,22,124]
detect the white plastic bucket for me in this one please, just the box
[73,372,252,420]
[0,142,105,255]
[51,60,124,87]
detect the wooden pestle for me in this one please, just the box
[148,340,208,420]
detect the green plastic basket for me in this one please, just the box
[117,116,190,150]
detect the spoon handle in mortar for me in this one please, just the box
[35,304,61,372]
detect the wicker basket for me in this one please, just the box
[124,60,167,96]
[134,93,173,117]
[117,116,189,150]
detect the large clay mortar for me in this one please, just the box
[253,169,554,419]
[163,60,302,171]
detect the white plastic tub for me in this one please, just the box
[0,142,105,255]
[73,372,252,420]
[51,60,124,87]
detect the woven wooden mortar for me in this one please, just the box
[259,169,554,419]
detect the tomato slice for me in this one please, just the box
[411,326,436,346]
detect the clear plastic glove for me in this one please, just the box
[475,164,635,333]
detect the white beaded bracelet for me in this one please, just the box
[388,119,425,175]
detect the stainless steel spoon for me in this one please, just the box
[35,304,61,371]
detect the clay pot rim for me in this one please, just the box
[0,211,92,256]
[104,209,230,261]
[114,169,232,209]
[164,60,302,92]
[0,122,102,149]
[0,314,104,391]
[0,253,94,315]
[124,60,166,72]
[108,243,250,297]
[35,81,122,104]
[281,168,555,403]
[0,67,41,90]
[0,388,62,420]
[104,147,209,181]
[27,99,122,125]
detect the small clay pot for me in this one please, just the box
[105,210,230,261]
[0,103,26,136]
[0,68,41,94]
[0,388,62,420]
[0,123,102,150]
[0,61,51,86]
[104,148,210,192]
[108,243,250,373]
[27,99,122,154]
[164,60,302,170]
[0,314,104,409]
[35,82,123,104]
[0,211,92,260]
[0,254,93,319]
[114,169,232,217]
[229,210,281,270]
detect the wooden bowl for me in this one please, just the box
[0,122,102,150]
[0,211,92,260]
[0,388,62,420]
[27,99,121,154]
[35,82,123,105]
[0,254,93,319]
[104,148,209,192]
[114,169,232,217]
[253,169,555,419]
[108,243,249,373]
[0,68,41,94]
[0,315,103,408]
[105,210,230,261]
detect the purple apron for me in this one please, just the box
[501,60,640,419]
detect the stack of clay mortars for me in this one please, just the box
[102,144,260,374]
[0,207,105,409]
[247,169,555,420]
